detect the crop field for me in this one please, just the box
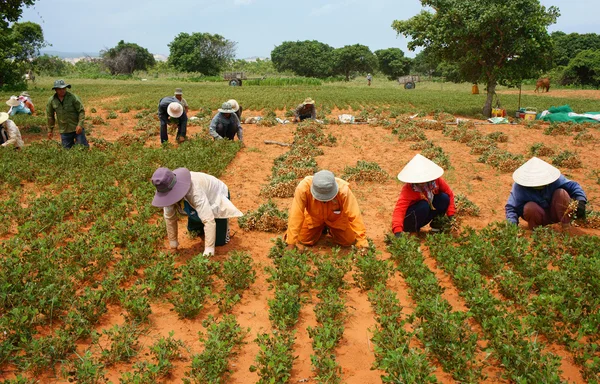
[0,78,599,383]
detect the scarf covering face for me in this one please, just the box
[411,181,438,209]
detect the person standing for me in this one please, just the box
[46,80,88,148]
[367,73,373,86]
[174,88,189,115]
[151,167,243,256]
[0,112,24,149]
[505,157,587,229]
[285,170,368,250]
[158,95,187,144]
[209,102,244,144]
[392,154,455,235]
[293,98,317,122]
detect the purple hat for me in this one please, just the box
[151,167,192,207]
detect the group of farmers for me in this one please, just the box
[151,153,588,256]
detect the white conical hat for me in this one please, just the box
[512,157,561,187]
[397,154,444,183]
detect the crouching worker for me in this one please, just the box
[505,157,587,229]
[392,154,455,235]
[285,170,368,250]
[209,101,244,145]
[293,97,316,122]
[151,167,243,256]
[0,112,24,149]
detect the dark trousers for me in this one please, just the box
[60,129,89,148]
[523,189,570,229]
[182,197,230,246]
[403,193,450,232]
[298,114,312,121]
[159,112,187,143]
[215,121,239,140]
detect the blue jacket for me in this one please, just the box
[505,175,587,224]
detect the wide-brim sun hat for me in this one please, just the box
[397,154,444,183]
[310,170,339,202]
[6,96,21,107]
[151,167,192,207]
[512,157,561,187]
[20,91,30,98]
[227,99,239,112]
[218,102,235,113]
[52,79,71,89]
[0,112,9,125]
[303,97,315,105]
[167,102,183,118]
[174,88,183,95]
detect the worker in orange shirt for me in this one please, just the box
[285,170,368,250]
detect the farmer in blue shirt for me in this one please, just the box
[505,157,587,229]
[158,96,187,144]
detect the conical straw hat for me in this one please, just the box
[512,157,561,187]
[397,154,444,183]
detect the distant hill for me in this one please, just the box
[41,50,100,59]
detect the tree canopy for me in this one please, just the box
[551,32,600,67]
[101,40,155,75]
[561,49,600,88]
[332,44,377,81]
[393,0,559,116]
[1,0,35,29]
[374,48,411,80]
[168,32,236,75]
[271,40,335,78]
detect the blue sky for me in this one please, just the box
[20,0,599,59]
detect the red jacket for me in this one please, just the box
[391,177,456,233]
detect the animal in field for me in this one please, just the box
[535,77,550,93]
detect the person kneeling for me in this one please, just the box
[151,167,243,256]
[392,154,455,235]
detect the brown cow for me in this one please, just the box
[535,78,550,93]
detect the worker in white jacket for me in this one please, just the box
[151,167,243,256]
[0,112,24,149]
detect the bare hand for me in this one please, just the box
[75,126,82,135]
[47,132,53,140]
[286,244,296,251]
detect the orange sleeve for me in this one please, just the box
[341,187,368,247]
[285,178,309,245]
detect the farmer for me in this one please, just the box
[367,73,373,86]
[392,154,455,235]
[151,167,243,256]
[505,157,587,229]
[209,101,244,144]
[174,88,189,115]
[285,170,368,250]
[19,93,35,114]
[293,97,316,122]
[227,99,243,122]
[6,95,31,116]
[46,79,89,148]
[158,95,187,144]
[0,112,24,149]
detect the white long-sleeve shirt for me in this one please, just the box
[163,172,242,255]
[1,119,24,148]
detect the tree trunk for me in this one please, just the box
[483,82,496,117]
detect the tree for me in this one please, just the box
[0,0,35,29]
[271,40,335,78]
[374,48,411,80]
[332,44,377,81]
[551,32,600,67]
[561,49,600,88]
[10,21,45,63]
[168,32,236,75]
[32,54,72,76]
[393,0,559,116]
[101,40,155,75]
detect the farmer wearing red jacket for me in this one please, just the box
[392,154,456,235]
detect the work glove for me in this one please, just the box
[576,200,586,220]
[169,240,179,249]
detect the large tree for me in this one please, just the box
[271,40,335,78]
[374,48,411,80]
[561,49,600,88]
[101,40,155,75]
[168,32,236,75]
[393,0,559,116]
[332,44,377,81]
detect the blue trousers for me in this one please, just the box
[159,112,187,143]
[60,129,89,148]
[403,193,450,232]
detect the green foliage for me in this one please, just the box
[66,351,107,384]
[9,21,46,63]
[271,40,335,78]
[250,331,296,383]
[170,255,216,319]
[245,77,322,86]
[353,247,393,290]
[454,194,480,217]
[238,200,288,232]
[99,323,141,365]
[561,49,600,88]
[217,251,256,312]
[101,40,156,75]
[333,44,378,81]
[551,31,600,67]
[32,54,72,76]
[393,0,559,116]
[268,283,301,330]
[341,160,389,183]
[375,48,412,80]
[168,32,236,75]
[551,150,582,168]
